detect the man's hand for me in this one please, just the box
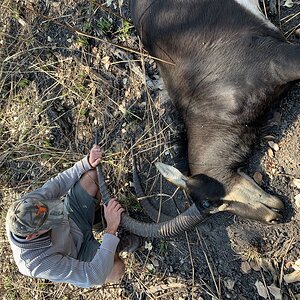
[104,199,125,235]
[89,144,102,168]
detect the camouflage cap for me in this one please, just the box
[7,198,65,236]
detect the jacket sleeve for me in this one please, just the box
[22,156,92,201]
[31,233,120,288]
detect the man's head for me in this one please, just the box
[7,197,65,238]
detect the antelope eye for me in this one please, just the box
[202,199,211,209]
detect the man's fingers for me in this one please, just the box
[107,199,116,208]
[118,207,125,214]
[106,199,123,212]
[91,158,101,167]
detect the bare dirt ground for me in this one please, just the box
[0,1,299,299]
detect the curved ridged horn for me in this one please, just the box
[120,204,208,237]
[95,147,209,237]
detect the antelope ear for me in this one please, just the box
[155,162,188,189]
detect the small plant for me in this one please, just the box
[158,240,167,256]
[98,17,114,35]
[79,108,88,116]
[4,276,18,299]
[18,78,29,88]
[76,36,89,48]
[82,21,92,33]
[115,20,134,41]
[43,139,53,147]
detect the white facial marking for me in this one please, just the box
[234,0,277,29]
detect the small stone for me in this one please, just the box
[47,36,53,42]
[295,28,300,38]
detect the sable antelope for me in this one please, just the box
[102,0,300,237]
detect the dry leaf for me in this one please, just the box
[255,280,268,299]
[268,284,282,300]
[268,148,274,158]
[151,258,159,267]
[101,56,110,70]
[260,258,277,279]
[224,278,235,290]
[241,261,251,274]
[284,0,294,8]
[293,259,300,271]
[253,172,263,185]
[284,270,300,283]
[144,241,153,251]
[106,0,113,6]
[268,141,279,151]
[295,194,300,208]
[250,260,261,271]
[293,178,300,189]
[146,263,155,272]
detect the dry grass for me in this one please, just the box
[1,1,300,299]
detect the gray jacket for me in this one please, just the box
[6,156,120,288]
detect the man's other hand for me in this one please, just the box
[89,145,102,168]
[104,199,125,235]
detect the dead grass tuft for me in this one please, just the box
[1,0,299,299]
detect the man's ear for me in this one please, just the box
[26,233,39,241]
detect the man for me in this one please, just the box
[6,145,140,288]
